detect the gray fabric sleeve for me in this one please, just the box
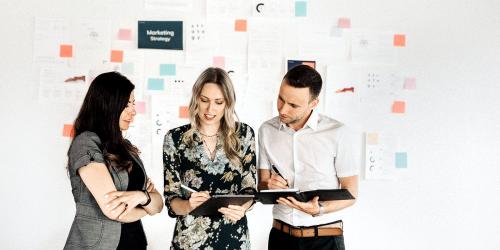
[68,131,106,176]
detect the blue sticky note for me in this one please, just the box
[121,62,134,75]
[395,152,407,168]
[160,64,176,76]
[295,1,307,17]
[148,78,164,90]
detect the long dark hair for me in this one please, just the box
[71,71,137,170]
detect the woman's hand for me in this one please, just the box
[146,178,155,192]
[188,191,211,212]
[218,205,247,223]
[104,190,148,219]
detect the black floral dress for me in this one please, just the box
[163,123,257,250]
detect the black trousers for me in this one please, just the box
[268,227,345,250]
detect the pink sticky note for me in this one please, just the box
[404,77,416,90]
[213,56,225,68]
[338,18,351,28]
[118,29,132,40]
[135,101,146,114]
[392,101,406,113]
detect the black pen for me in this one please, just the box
[271,165,288,186]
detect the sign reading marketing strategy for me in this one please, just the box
[138,21,183,50]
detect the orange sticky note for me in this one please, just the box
[110,50,124,63]
[135,101,146,114]
[392,101,406,113]
[302,61,316,68]
[235,19,247,32]
[394,34,406,47]
[118,28,132,40]
[179,106,189,119]
[338,18,351,28]
[213,56,225,68]
[63,124,74,137]
[60,44,73,58]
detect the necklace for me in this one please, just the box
[202,137,217,160]
[198,130,219,137]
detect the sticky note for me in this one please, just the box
[160,64,176,76]
[62,124,74,137]
[366,133,379,145]
[118,28,132,40]
[395,152,408,168]
[295,1,307,17]
[392,101,406,113]
[338,18,351,28]
[59,44,73,58]
[179,106,189,119]
[302,61,316,68]
[235,19,247,32]
[213,56,225,68]
[135,101,146,114]
[394,34,406,47]
[147,78,164,90]
[121,62,134,75]
[403,77,416,90]
[110,50,124,63]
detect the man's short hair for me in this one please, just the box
[282,65,322,100]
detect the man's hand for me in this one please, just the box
[267,173,289,189]
[277,196,320,216]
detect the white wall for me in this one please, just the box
[1,0,500,249]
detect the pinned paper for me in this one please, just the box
[135,101,146,114]
[147,78,164,90]
[393,34,406,47]
[395,152,408,168]
[160,64,176,76]
[295,1,307,17]
[63,124,74,137]
[179,106,189,118]
[366,133,379,145]
[121,62,134,75]
[338,18,351,28]
[118,28,132,40]
[213,56,225,68]
[403,77,416,90]
[392,101,406,113]
[110,50,124,63]
[235,19,247,32]
[60,44,73,58]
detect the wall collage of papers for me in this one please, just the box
[35,0,414,179]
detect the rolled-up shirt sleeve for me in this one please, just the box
[68,132,105,176]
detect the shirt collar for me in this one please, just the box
[278,109,319,131]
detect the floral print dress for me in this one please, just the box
[163,123,257,250]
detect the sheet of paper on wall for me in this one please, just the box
[364,132,396,180]
[297,19,349,62]
[206,0,251,18]
[118,50,145,98]
[38,66,88,106]
[357,66,401,106]
[185,19,219,66]
[144,0,192,11]
[33,18,71,64]
[71,19,110,68]
[350,30,397,65]
[252,0,294,17]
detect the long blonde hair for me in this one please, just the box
[183,67,242,167]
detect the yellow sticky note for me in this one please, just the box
[235,19,247,32]
[60,44,73,58]
[392,101,406,113]
[366,133,379,145]
[110,50,124,63]
[394,34,406,47]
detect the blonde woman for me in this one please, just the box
[163,67,256,249]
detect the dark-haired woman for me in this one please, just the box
[64,71,163,250]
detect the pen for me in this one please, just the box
[271,165,288,186]
[180,184,198,193]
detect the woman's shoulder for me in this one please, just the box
[71,131,102,148]
[236,122,254,134]
[167,124,191,135]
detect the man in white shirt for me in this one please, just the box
[258,65,359,250]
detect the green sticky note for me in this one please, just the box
[148,78,164,90]
[160,64,176,76]
[295,1,307,17]
[395,152,407,168]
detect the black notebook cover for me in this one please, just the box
[189,195,255,216]
[256,189,354,204]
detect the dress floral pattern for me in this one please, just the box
[163,123,257,250]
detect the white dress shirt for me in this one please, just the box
[258,110,360,226]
